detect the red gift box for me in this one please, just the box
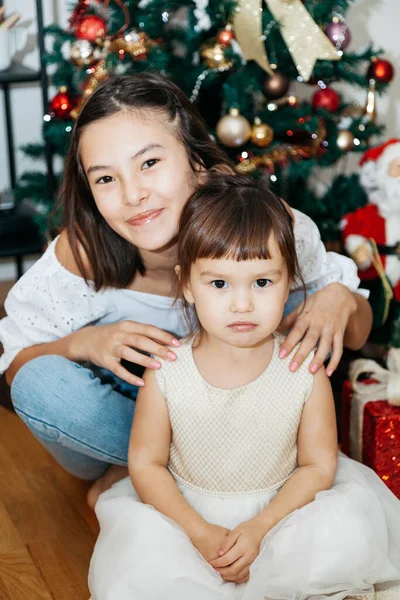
[341,379,400,499]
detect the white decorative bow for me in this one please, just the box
[349,349,400,407]
[233,0,341,81]
[348,348,400,462]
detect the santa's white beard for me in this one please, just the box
[369,172,400,217]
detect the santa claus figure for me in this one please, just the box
[342,139,400,343]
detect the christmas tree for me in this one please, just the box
[17,0,394,241]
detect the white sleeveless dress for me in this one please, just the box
[89,336,400,600]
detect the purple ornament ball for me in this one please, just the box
[325,21,351,51]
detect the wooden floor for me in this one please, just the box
[0,406,99,599]
[0,280,98,599]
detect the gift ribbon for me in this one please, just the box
[369,238,394,326]
[348,350,400,461]
[233,0,341,82]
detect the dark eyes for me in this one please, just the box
[254,279,270,288]
[94,158,159,184]
[210,279,271,289]
[95,175,114,185]
[142,158,159,170]
[211,280,227,289]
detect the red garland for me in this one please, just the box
[69,0,90,28]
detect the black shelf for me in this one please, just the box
[0,0,54,191]
[0,0,53,280]
[0,201,45,278]
[0,63,41,84]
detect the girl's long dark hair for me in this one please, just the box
[58,72,232,291]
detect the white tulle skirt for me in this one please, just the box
[89,454,400,600]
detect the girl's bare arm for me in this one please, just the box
[246,368,338,535]
[128,369,208,541]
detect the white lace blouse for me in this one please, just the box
[0,208,364,374]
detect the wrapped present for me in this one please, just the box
[341,348,400,499]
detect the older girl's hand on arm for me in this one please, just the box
[128,369,230,562]
[3,231,181,387]
[278,284,372,376]
[6,315,181,389]
[67,320,181,387]
[210,367,338,583]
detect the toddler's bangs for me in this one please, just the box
[177,173,304,294]
[194,202,276,263]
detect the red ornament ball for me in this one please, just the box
[217,27,234,46]
[76,14,106,42]
[50,89,76,119]
[312,87,340,112]
[367,58,394,83]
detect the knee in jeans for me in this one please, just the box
[11,355,84,427]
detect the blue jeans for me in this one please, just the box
[10,290,312,481]
[11,356,137,480]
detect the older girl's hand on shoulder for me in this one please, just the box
[277,283,371,376]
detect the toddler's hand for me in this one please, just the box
[191,523,230,564]
[209,519,265,583]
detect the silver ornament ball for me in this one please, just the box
[337,129,354,152]
[216,108,252,148]
[70,39,100,67]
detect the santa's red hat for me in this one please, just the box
[359,138,400,166]
[359,138,400,193]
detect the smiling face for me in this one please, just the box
[182,237,290,349]
[79,110,200,255]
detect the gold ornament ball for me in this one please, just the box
[337,129,355,152]
[251,119,274,148]
[216,108,252,148]
[200,40,233,69]
[70,39,100,67]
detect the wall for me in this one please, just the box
[0,0,399,280]
[0,0,68,280]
